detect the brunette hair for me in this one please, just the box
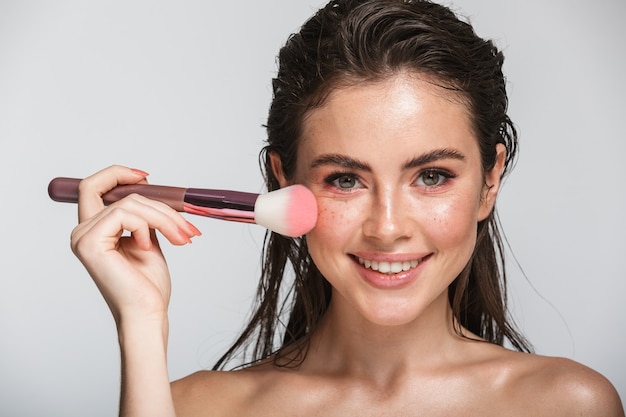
[214,0,531,370]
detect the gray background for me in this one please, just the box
[1,0,624,415]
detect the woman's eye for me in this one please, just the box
[416,170,452,187]
[326,174,360,190]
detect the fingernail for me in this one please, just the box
[178,227,193,244]
[185,220,202,236]
[130,168,149,177]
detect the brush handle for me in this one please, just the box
[48,177,187,211]
[48,177,316,237]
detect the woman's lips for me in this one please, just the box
[356,256,421,274]
[351,253,431,289]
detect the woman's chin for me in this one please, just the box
[356,302,429,328]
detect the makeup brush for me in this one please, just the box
[48,177,317,237]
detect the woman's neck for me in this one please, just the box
[300,290,474,382]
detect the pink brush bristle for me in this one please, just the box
[254,184,318,237]
[284,185,318,237]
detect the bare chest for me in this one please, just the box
[228,375,527,417]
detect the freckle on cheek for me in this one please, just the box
[319,207,340,226]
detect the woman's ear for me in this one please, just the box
[478,143,506,221]
[269,151,290,188]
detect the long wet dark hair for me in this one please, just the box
[214,0,531,370]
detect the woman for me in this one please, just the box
[70,0,624,415]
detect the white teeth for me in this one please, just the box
[357,257,421,274]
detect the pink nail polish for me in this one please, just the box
[178,227,193,244]
[130,168,149,177]
[185,221,202,236]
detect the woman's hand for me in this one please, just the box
[70,165,201,325]
[69,165,193,416]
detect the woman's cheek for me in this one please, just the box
[310,198,360,240]
[424,195,479,251]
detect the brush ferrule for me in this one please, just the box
[184,188,258,211]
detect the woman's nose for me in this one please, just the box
[362,188,414,244]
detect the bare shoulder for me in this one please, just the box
[170,359,292,417]
[501,351,624,416]
[171,370,228,416]
[171,367,270,417]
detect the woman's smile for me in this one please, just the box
[352,253,432,290]
[355,255,422,275]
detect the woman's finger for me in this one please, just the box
[72,194,199,257]
[77,165,149,223]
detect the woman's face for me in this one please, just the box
[273,73,504,326]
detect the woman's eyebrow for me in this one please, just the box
[310,154,372,171]
[403,148,465,169]
[310,148,465,171]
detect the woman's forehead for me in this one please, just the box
[298,79,480,176]
[299,74,477,155]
